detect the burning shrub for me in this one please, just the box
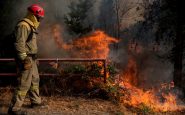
[38,24,185,113]
[39,62,118,99]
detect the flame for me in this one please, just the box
[119,58,185,112]
[71,30,119,58]
[122,58,138,86]
[51,24,118,58]
[119,81,183,112]
[52,24,70,49]
[51,24,185,112]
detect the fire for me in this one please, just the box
[120,81,181,112]
[52,24,70,49]
[119,81,155,106]
[122,58,138,86]
[51,24,185,112]
[119,58,185,112]
[51,24,118,58]
[71,30,119,58]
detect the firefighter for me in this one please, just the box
[8,4,45,115]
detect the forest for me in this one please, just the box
[0,0,185,114]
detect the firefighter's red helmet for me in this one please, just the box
[28,4,44,18]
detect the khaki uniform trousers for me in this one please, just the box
[9,57,41,111]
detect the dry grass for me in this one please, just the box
[1,87,185,115]
[0,87,131,115]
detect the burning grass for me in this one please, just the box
[119,81,185,112]
[112,57,185,113]
[38,59,185,113]
[49,25,185,113]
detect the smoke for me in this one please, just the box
[6,0,176,89]
[11,0,101,58]
[6,0,70,58]
[134,49,173,88]
[110,38,174,89]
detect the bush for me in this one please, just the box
[40,62,120,101]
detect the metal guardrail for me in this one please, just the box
[0,58,107,83]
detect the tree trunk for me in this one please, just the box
[114,0,120,52]
[173,1,184,89]
[173,28,183,88]
[115,0,120,39]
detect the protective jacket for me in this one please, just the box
[9,13,41,112]
[8,5,44,113]
[14,14,39,60]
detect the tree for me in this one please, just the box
[98,0,142,38]
[153,0,184,89]
[141,0,185,89]
[98,0,115,36]
[64,0,93,36]
[113,0,142,38]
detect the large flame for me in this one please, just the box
[118,57,185,112]
[119,80,184,112]
[51,24,185,112]
[71,30,119,58]
[52,24,118,58]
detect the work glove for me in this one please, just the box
[23,56,32,70]
[32,54,39,65]
[32,54,38,60]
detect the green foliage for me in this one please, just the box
[139,103,153,115]
[63,63,104,78]
[103,80,122,103]
[87,63,103,78]
[64,64,86,74]
[107,83,119,94]
[40,63,120,99]
[64,0,93,36]
[107,64,117,79]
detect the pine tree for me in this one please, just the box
[64,0,93,36]
[142,0,185,89]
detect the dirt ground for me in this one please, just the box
[0,89,185,115]
[0,92,132,115]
